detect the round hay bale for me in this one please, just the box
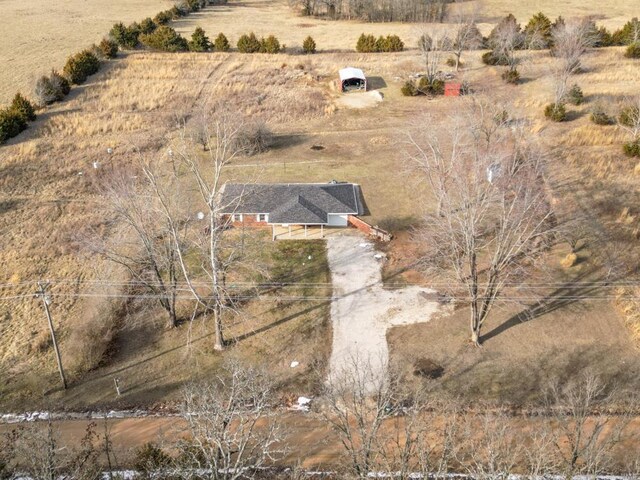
[561,253,578,268]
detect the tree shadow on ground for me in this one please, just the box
[480,269,628,344]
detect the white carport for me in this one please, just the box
[339,67,366,92]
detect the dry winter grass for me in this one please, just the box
[1,32,640,409]
[3,0,637,104]
[0,0,173,104]
[0,51,334,409]
[171,0,636,52]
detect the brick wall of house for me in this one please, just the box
[223,214,269,228]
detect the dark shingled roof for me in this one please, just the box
[220,183,364,224]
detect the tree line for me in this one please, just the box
[290,0,452,23]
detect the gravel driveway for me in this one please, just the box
[326,233,445,386]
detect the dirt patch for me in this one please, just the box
[337,90,384,109]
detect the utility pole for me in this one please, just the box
[36,281,67,390]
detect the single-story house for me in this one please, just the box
[220,182,366,238]
[339,67,367,92]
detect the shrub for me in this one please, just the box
[375,35,387,52]
[401,80,418,96]
[384,34,404,52]
[35,70,71,106]
[619,105,640,127]
[356,33,377,52]
[10,93,36,122]
[625,42,640,58]
[0,108,27,144]
[133,443,172,473]
[50,70,71,96]
[544,102,567,122]
[233,121,273,155]
[590,104,613,125]
[418,77,445,95]
[623,140,640,157]
[140,26,189,52]
[154,10,173,25]
[446,57,456,67]
[566,84,584,105]
[302,36,316,54]
[35,76,57,105]
[189,27,212,52]
[214,32,230,52]
[501,69,520,84]
[237,32,261,53]
[260,35,281,54]
[481,51,509,66]
[98,38,118,59]
[63,50,100,84]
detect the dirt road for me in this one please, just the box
[326,234,445,384]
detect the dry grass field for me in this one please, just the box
[0,0,175,104]
[0,51,339,409]
[170,0,636,52]
[2,0,637,104]
[1,0,640,410]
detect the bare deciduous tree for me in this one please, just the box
[546,372,632,478]
[177,360,284,480]
[408,110,555,346]
[456,411,521,478]
[448,1,483,71]
[148,110,252,350]
[618,96,640,145]
[488,15,525,79]
[88,167,182,328]
[417,30,451,85]
[4,420,103,480]
[322,356,406,478]
[550,17,598,105]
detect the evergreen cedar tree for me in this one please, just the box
[237,33,282,53]
[110,22,141,49]
[237,32,262,53]
[0,93,37,144]
[214,33,230,52]
[63,50,100,84]
[99,38,118,59]
[10,93,36,122]
[189,27,213,52]
[139,17,157,35]
[139,26,189,52]
[523,12,552,48]
[303,36,316,54]
[356,34,403,52]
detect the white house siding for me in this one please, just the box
[327,214,348,226]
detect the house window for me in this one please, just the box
[232,214,243,222]
[257,214,268,222]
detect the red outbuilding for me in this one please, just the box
[444,82,462,96]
